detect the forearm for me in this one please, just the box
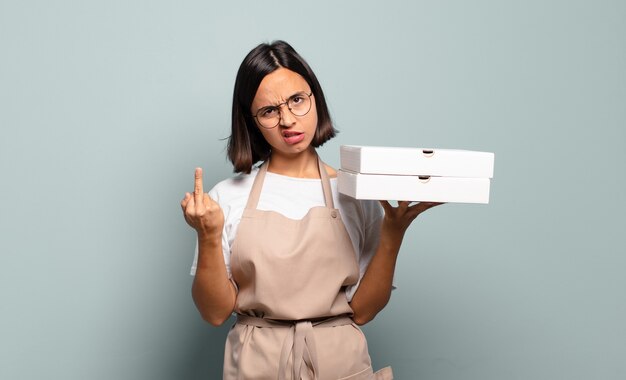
[191,234,237,326]
[350,227,404,325]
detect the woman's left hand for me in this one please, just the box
[379,200,443,239]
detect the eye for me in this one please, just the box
[290,94,304,105]
[259,107,278,118]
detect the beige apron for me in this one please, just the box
[223,157,393,380]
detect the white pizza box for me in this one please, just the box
[340,145,495,178]
[337,170,491,204]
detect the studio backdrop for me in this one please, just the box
[1,1,624,379]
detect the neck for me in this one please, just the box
[267,148,320,178]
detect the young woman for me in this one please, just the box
[181,41,440,380]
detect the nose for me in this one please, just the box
[278,104,296,127]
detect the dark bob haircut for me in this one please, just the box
[227,40,337,173]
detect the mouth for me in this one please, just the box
[282,130,305,145]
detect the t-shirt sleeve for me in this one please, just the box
[344,199,385,301]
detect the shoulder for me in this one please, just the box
[324,163,337,178]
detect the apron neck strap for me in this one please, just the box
[318,157,335,209]
[245,155,335,210]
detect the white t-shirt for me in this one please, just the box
[190,167,384,301]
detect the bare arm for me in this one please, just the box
[181,168,236,326]
[350,201,442,325]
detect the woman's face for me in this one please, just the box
[250,68,318,158]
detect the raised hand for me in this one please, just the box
[181,168,224,240]
[379,200,443,238]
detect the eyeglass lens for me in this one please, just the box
[255,92,312,129]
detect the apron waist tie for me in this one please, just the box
[236,314,353,380]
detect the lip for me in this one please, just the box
[282,130,305,145]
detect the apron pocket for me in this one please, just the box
[337,365,394,380]
[338,365,375,380]
[373,366,394,380]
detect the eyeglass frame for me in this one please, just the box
[252,91,314,129]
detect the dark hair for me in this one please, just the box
[227,40,337,173]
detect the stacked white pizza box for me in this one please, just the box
[337,145,495,204]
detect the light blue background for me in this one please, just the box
[1,1,624,379]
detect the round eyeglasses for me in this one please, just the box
[253,92,313,129]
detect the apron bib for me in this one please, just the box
[224,157,393,380]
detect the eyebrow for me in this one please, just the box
[256,90,309,111]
